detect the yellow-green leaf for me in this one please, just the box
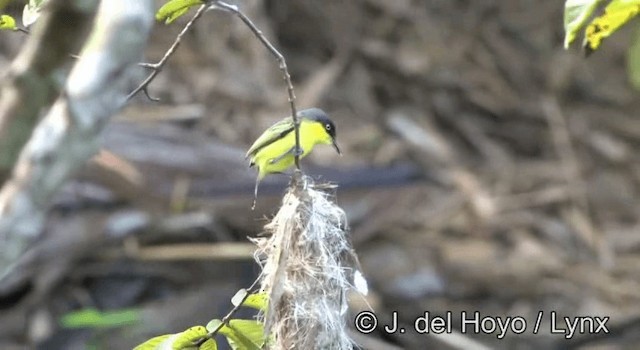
[156,0,203,24]
[227,319,265,350]
[564,0,604,48]
[584,0,640,52]
[241,292,268,312]
[628,24,640,89]
[132,334,172,350]
[60,308,140,329]
[198,339,217,350]
[0,14,16,30]
[216,319,264,350]
[230,289,268,311]
[133,326,216,350]
[172,326,209,349]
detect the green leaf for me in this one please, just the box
[230,289,268,311]
[628,23,640,89]
[59,308,140,329]
[133,326,216,350]
[207,319,264,350]
[156,0,203,24]
[198,339,218,350]
[564,0,604,48]
[0,14,16,30]
[225,319,265,350]
[584,0,640,53]
[172,326,210,349]
[241,292,268,312]
[132,334,172,350]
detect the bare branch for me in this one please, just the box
[0,0,155,279]
[126,4,209,101]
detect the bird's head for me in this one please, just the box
[299,108,341,154]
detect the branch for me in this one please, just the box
[195,272,263,346]
[128,0,302,168]
[0,0,155,280]
[126,4,209,101]
[0,0,99,183]
[211,1,302,169]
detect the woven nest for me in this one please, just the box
[253,172,363,350]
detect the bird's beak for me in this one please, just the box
[332,139,342,155]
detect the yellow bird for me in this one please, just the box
[246,108,341,204]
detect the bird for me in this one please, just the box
[246,108,341,207]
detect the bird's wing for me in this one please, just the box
[245,118,295,158]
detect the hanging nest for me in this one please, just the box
[252,171,365,350]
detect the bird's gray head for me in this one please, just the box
[298,108,340,154]
[298,108,336,138]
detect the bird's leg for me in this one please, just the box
[269,146,302,164]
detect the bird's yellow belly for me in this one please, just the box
[253,127,319,178]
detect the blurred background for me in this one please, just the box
[2,0,640,349]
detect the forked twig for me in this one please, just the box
[126,4,208,101]
[128,0,303,169]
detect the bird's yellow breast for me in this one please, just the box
[251,119,330,179]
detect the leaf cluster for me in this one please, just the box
[564,0,640,88]
[132,292,268,350]
[564,0,640,52]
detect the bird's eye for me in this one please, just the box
[325,124,331,130]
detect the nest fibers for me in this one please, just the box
[253,172,367,350]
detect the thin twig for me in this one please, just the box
[128,1,303,167]
[212,1,301,169]
[194,272,264,346]
[126,4,208,101]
